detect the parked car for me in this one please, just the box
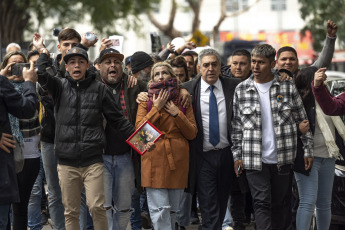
[325,70,345,230]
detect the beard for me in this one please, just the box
[138,69,150,84]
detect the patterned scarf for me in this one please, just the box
[9,80,25,143]
[148,78,179,106]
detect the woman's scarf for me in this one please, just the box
[8,80,25,143]
[316,100,345,160]
[148,78,179,105]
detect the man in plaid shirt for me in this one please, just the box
[231,44,313,230]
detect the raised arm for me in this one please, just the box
[311,20,337,69]
[1,63,38,119]
[312,68,345,116]
[36,49,62,101]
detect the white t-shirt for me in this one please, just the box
[255,80,277,164]
[22,134,40,159]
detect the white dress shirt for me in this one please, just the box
[200,78,230,151]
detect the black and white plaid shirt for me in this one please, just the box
[231,74,313,171]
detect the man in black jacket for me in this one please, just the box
[36,46,135,230]
[183,49,241,230]
[97,48,147,230]
[0,63,38,229]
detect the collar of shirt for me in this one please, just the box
[246,74,280,93]
[200,77,222,93]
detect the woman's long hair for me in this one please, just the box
[294,66,318,111]
[0,51,27,70]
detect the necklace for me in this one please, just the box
[254,81,270,94]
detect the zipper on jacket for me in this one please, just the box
[76,81,81,164]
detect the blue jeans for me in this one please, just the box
[103,153,135,230]
[28,156,44,230]
[0,205,10,229]
[222,197,233,229]
[41,141,87,230]
[295,157,335,230]
[146,188,183,230]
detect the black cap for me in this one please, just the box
[125,56,131,66]
[63,47,89,63]
[130,51,154,74]
[99,48,124,63]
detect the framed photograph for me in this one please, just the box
[126,120,162,155]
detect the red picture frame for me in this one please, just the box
[126,120,163,155]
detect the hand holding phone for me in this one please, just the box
[11,63,31,76]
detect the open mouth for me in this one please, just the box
[73,71,81,75]
[109,70,117,77]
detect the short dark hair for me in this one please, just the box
[232,49,251,61]
[58,28,81,43]
[27,50,40,61]
[277,46,298,59]
[252,44,276,62]
[169,55,189,82]
[182,50,198,58]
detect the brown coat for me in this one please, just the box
[136,102,197,189]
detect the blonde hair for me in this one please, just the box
[149,62,178,85]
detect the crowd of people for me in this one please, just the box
[0,19,343,230]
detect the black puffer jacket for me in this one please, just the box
[37,53,135,167]
[0,76,38,204]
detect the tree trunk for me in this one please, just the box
[0,0,30,47]
[187,0,203,33]
[147,0,182,39]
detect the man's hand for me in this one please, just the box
[127,75,138,88]
[234,160,244,176]
[314,67,327,87]
[299,120,310,134]
[0,62,16,78]
[327,20,337,37]
[164,101,179,117]
[0,133,15,154]
[279,72,292,82]
[167,42,175,53]
[184,41,196,50]
[81,32,98,48]
[136,92,149,104]
[100,38,113,53]
[304,157,313,171]
[179,88,191,108]
[33,33,45,49]
[23,62,38,83]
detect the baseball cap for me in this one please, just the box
[63,47,89,63]
[99,48,124,63]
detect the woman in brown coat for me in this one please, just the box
[136,62,197,230]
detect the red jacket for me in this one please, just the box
[311,81,345,116]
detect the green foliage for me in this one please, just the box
[26,0,160,35]
[298,0,345,51]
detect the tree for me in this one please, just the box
[298,0,345,51]
[146,0,203,40]
[0,0,159,47]
[147,0,261,44]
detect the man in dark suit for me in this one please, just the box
[183,49,241,230]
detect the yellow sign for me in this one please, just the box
[190,30,209,46]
